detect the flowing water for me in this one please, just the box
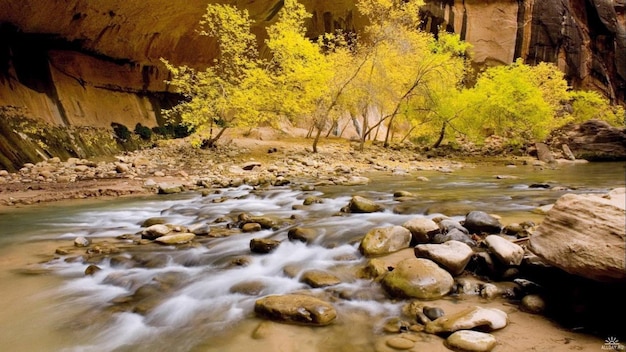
[0,162,623,352]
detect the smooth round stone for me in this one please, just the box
[381,258,454,300]
[446,330,497,352]
[386,337,415,350]
[521,294,546,314]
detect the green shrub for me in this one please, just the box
[111,122,131,141]
[134,123,153,140]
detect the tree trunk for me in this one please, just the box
[201,126,228,149]
[312,126,323,153]
[432,122,447,148]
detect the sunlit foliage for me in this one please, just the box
[161,0,624,151]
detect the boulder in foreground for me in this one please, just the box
[529,188,626,282]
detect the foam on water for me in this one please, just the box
[31,165,625,351]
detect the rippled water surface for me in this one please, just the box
[0,161,623,351]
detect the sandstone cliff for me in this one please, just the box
[0,0,623,169]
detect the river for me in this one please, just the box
[0,161,623,352]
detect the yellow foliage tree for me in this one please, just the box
[162,3,271,147]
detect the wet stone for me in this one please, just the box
[84,264,101,276]
[446,330,497,352]
[423,306,445,321]
[250,238,281,253]
[154,233,195,245]
[287,227,318,244]
[386,337,414,350]
[521,294,546,314]
[300,270,341,288]
[254,294,337,326]
[230,280,266,295]
[74,236,90,247]
[141,217,167,227]
[242,223,262,233]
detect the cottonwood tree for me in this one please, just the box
[162,3,271,148]
[456,60,570,146]
[264,0,333,134]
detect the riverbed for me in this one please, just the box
[0,161,623,352]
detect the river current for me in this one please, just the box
[0,161,623,351]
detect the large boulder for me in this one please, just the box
[254,294,337,326]
[547,120,626,161]
[381,258,454,300]
[529,188,626,282]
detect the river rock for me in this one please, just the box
[230,280,266,295]
[546,119,626,161]
[520,294,546,314]
[535,142,555,163]
[359,226,412,257]
[484,235,524,266]
[141,217,167,227]
[386,336,415,349]
[425,306,508,334]
[188,223,211,236]
[402,217,440,244]
[414,240,474,275]
[437,219,469,234]
[528,189,626,282]
[381,258,454,300]
[347,195,383,213]
[242,161,262,170]
[250,238,281,253]
[154,232,195,245]
[464,211,502,234]
[287,227,318,244]
[300,270,341,288]
[432,228,476,247]
[141,224,172,240]
[254,294,337,326]
[446,330,497,352]
[241,223,262,232]
[158,183,183,194]
[248,216,278,229]
[74,236,90,247]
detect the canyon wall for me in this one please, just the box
[0,0,623,169]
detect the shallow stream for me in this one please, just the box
[0,161,623,352]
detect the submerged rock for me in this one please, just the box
[300,270,341,288]
[154,233,195,245]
